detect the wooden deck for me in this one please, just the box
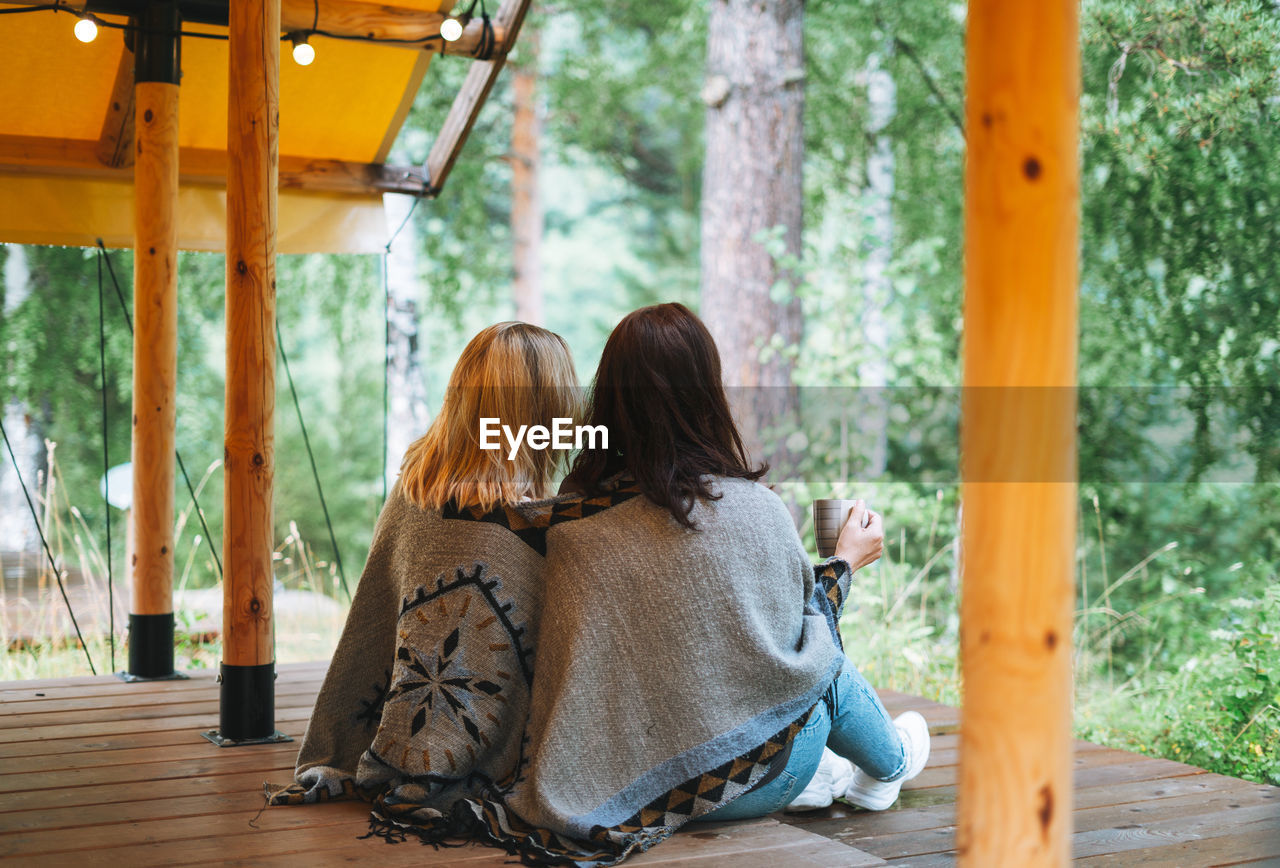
[0,662,1276,866]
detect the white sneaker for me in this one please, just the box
[784,747,855,812]
[842,711,931,811]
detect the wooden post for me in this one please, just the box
[958,1,1079,865]
[126,0,180,680]
[218,0,282,743]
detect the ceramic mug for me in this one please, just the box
[813,498,869,558]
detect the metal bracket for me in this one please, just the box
[200,729,293,748]
[116,669,190,682]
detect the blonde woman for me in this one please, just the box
[274,322,579,815]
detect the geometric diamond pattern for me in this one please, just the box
[442,480,644,556]
[590,710,810,842]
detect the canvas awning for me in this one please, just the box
[0,0,488,253]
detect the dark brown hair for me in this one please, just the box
[566,302,766,528]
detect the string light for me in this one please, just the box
[73,14,98,43]
[439,16,463,42]
[290,33,315,66]
[9,3,489,56]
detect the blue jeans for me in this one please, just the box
[696,659,905,821]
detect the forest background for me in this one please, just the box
[1,0,1277,785]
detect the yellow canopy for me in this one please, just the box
[0,1,450,253]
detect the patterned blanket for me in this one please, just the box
[272,477,850,867]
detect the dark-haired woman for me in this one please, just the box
[451,303,930,867]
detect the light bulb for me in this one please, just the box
[74,16,98,43]
[440,17,463,41]
[292,38,315,66]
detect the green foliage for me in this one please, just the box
[403,55,513,328]
[537,0,703,367]
[1078,482,1280,669]
[1079,585,1280,786]
[543,0,704,208]
[1080,0,1280,480]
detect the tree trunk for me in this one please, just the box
[511,29,543,325]
[700,0,804,482]
[1,246,42,555]
[383,194,430,488]
[860,47,895,478]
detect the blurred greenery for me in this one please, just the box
[1,0,1276,784]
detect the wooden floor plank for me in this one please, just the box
[1072,770,1242,811]
[0,798,375,858]
[629,819,885,867]
[1071,816,1280,866]
[0,689,321,729]
[1,785,280,835]
[846,795,1280,863]
[1072,781,1276,834]
[0,769,299,813]
[3,664,1278,867]
[0,724,295,760]
[781,774,1263,847]
[1072,801,1280,859]
[1,734,304,776]
[0,706,311,745]
[0,662,327,696]
[0,687,323,729]
[0,743,300,795]
[208,840,539,868]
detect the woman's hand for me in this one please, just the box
[834,499,884,572]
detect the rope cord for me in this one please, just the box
[96,247,116,672]
[175,452,222,579]
[274,321,350,601]
[0,417,97,674]
[382,255,390,505]
[456,0,496,61]
[95,241,222,581]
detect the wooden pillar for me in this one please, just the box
[958,1,1079,865]
[127,1,180,680]
[219,0,281,742]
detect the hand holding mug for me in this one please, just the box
[835,499,883,571]
[814,498,884,571]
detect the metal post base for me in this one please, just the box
[125,612,177,679]
[116,670,189,682]
[200,728,293,748]
[216,661,278,740]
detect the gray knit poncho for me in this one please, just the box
[274,477,850,867]
[359,476,851,866]
[271,482,558,806]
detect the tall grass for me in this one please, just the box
[6,455,1275,785]
[814,484,1277,786]
[0,442,349,682]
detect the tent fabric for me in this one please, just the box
[0,0,449,252]
[0,174,389,254]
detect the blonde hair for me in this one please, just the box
[400,322,580,511]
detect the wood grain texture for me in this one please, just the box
[3,667,1278,865]
[0,134,432,196]
[130,81,180,617]
[224,0,280,668]
[425,0,533,192]
[958,0,1080,865]
[96,47,135,168]
[279,0,506,57]
[509,30,543,325]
